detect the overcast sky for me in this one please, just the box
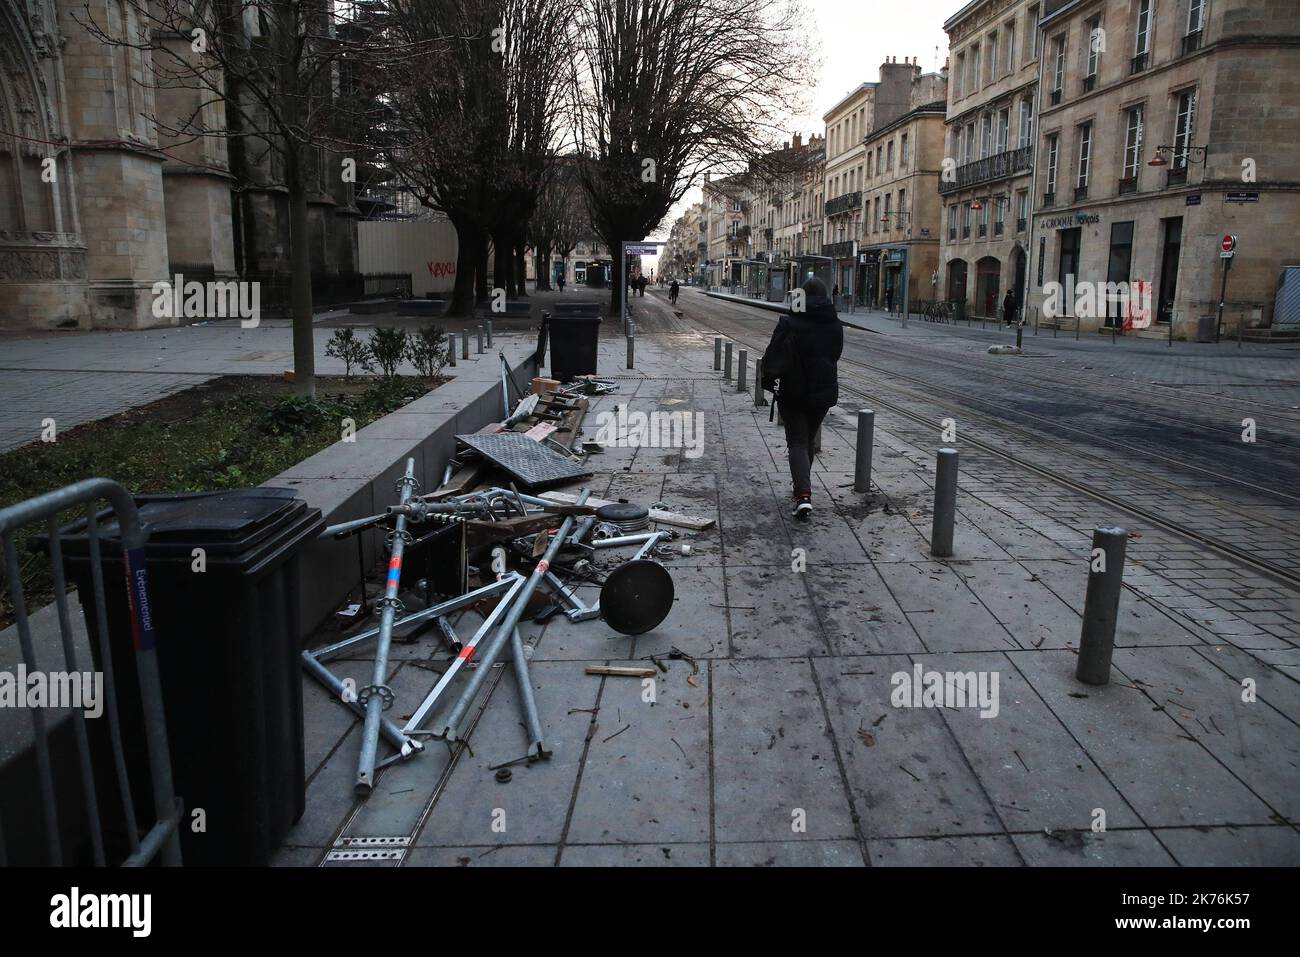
[645,0,955,264]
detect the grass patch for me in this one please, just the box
[0,374,441,627]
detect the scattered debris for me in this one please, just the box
[586,665,657,678]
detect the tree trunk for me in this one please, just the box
[475,235,490,303]
[286,155,315,397]
[492,232,513,298]
[515,240,528,297]
[449,218,478,316]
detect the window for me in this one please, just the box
[1051,36,1065,103]
[964,123,975,162]
[1016,190,1028,231]
[997,108,1009,153]
[1045,133,1059,200]
[989,32,999,80]
[898,188,906,218]
[1018,97,1034,147]
[1076,122,1092,196]
[953,127,962,164]
[1133,0,1152,72]
[981,114,992,158]
[994,198,1005,235]
[963,203,972,237]
[979,201,989,237]
[867,151,873,177]
[971,46,981,89]
[732,198,741,212]
[901,132,909,166]
[1172,89,1196,169]
[883,193,892,227]
[1007,21,1017,73]
[956,52,966,97]
[1185,0,1205,53]
[1029,4,1040,58]
[948,204,958,239]
[1122,105,1143,181]
[1085,16,1101,89]
[886,140,894,170]
[876,145,883,171]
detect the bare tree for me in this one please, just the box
[82,0,412,397]
[569,0,816,315]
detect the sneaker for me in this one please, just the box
[792,495,813,519]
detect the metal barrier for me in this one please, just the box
[0,479,182,866]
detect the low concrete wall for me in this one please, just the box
[264,343,538,633]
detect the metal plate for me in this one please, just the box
[456,432,591,488]
[600,559,675,635]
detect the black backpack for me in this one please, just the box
[761,319,805,400]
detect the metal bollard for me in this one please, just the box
[714,337,723,370]
[461,329,469,360]
[724,341,733,380]
[1076,526,1128,685]
[737,350,747,391]
[627,334,634,369]
[486,320,493,348]
[854,409,875,493]
[753,358,766,406]
[930,448,958,557]
[448,332,457,366]
[476,325,484,354]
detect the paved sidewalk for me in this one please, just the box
[281,302,1300,867]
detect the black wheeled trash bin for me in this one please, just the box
[49,486,323,865]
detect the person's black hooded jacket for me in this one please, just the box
[762,293,843,409]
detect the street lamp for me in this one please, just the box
[1148,145,1207,167]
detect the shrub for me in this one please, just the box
[325,326,373,380]
[407,324,449,379]
[368,326,408,378]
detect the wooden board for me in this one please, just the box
[540,491,715,530]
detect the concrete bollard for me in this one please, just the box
[476,325,484,354]
[724,342,733,380]
[448,332,457,366]
[627,334,634,370]
[854,409,875,493]
[753,359,766,406]
[486,320,493,348]
[1076,526,1128,685]
[714,337,722,370]
[930,448,958,557]
[461,330,469,360]
[737,350,747,391]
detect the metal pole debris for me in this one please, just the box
[356,458,419,796]
[737,349,747,391]
[1076,526,1127,686]
[930,448,958,557]
[854,409,875,493]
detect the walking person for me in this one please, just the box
[1002,288,1017,328]
[761,277,844,519]
[669,279,680,304]
[557,272,565,293]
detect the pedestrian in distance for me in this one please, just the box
[1002,288,1017,327]
[669,279,680,304]
[557,273,565,293]
[760,276,844,520]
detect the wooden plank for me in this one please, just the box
[585,665,657,678]
[541,491,715,531]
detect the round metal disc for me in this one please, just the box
[600,559,674,635]
[595,502,650,523]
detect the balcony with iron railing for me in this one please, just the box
[825,191,863,217]
[1182,30,1202,55]
[939,145,1032,195]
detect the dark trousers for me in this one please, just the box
[779,400,830,498]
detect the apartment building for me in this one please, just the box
[702,173,751,288]
[861,69,949,310]
[940,0,1043,319]
[1027,0,1300,335]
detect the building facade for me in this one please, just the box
[1,0,359,331]
[940,0,1043,319]
[822,83,876,298]
[860,68,949,310]
[1026,0,1300,335]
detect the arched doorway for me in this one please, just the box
[976,256,1001,317]
[946,259,968,307]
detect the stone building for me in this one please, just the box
[1025,0,1300,335]
[940,0,1043,319]
[702,172,750,289]
[0,0,359,331]
[860,67,949,310]
[822,82,875,299]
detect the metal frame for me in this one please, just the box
[0,479,182,866]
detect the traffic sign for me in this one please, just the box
[1221,234,1237,253]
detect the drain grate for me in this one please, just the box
[456,432,591,488]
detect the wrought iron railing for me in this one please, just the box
[939,146,1032,194]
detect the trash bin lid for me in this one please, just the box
[600,559,674,635]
